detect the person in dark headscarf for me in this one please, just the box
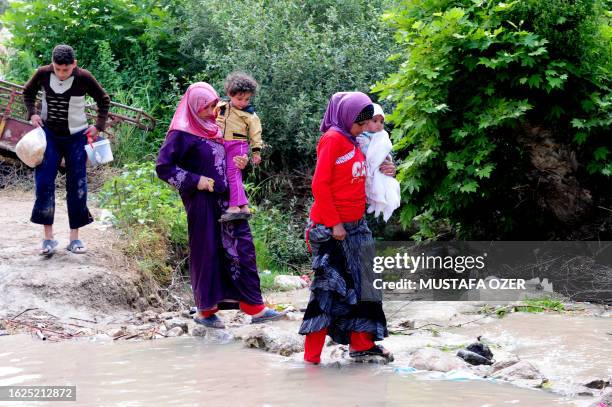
[299,91,395,364]
[156,82,285,329]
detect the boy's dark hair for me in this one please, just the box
[224,72,258,96]
[52,45,76,65]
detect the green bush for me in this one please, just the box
[374,0,611,238]
[2,0,182,80]
[179,0,398,170]
[250,202,310,272]
[99,162,186,283]
[1,49,38,83]
[99,161,187,246]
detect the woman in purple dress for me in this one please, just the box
[156,82,284,329]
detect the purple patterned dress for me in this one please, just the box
[156,130,263,311]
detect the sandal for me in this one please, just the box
[67,239,87,254]
[251,308,288,324]
[193,314,226,329]
[41,239,58,257]
[349,345,395,362]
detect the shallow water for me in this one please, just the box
[0,335,592,406]
[448,313,612,381]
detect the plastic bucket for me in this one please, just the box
[85,138,113,166]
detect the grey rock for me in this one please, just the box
[166,327,184,337]
[490,355,521,374]
[243,326,304,357]
[135,297,149,311]
[492,360,544,387]
[457,349,493,366]
[159,312,179,320]
[409,348,469,372]
[584,377,610,390]
[138,310,159,322]
[191,325,208,337]
[465,342,494,360]
[107,327,126,338]
[192,325,234,344]
[164,318,188,333]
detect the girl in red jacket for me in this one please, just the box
[299,92,394,364]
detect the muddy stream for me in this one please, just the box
[1,307,609,406]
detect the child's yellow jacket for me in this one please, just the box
[215,101,263,152]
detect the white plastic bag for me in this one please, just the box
[15,127,47,168]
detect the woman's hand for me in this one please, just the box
[233,154,249,170]
[379,158,396,177]
[332,223,347,241]
[197,176,214,192]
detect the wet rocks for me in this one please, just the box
[491,360,545,388]
[164,318,188,334]
[490,355,521,374]
[137,310,159,323]
[457,341,494,366]
[107,327,127,338]
[243,326,304,356]
[457,349,493,366]
[409,348,469,372]
[584,377,611,390]
[166,327,185,337]
[158,311,180,320]
[191,325,234,344]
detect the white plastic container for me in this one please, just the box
[85,138,113,166]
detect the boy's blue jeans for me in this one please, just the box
[30,127,93,230]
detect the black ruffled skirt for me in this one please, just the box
[299,219,388,344]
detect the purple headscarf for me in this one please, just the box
[320,91,372,145]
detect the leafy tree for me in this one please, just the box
[375,0,611,239]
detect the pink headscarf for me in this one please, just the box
[167,82,223,142]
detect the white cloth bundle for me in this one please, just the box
[15,127,47,168]
[358,130,401,222]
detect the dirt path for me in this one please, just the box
[0,190,149,322]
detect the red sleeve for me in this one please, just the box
[311,134,341,227]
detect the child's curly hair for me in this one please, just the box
[224,72,258,96]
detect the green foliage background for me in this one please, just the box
[374,0,611,238]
